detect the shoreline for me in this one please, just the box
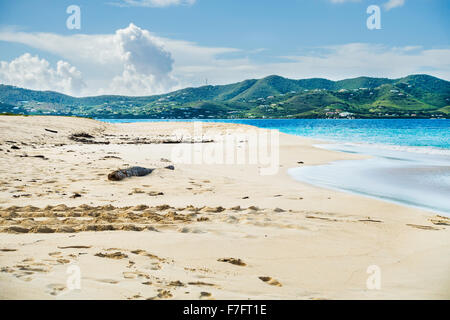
[0,116,449,300]
[288,143,450,216]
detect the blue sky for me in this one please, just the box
[0,0,449,96]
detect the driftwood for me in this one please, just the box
[69,132,109,144]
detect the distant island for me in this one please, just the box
[1,74,449,119]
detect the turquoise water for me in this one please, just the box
[100,119,450,151]
[99,119,450,214]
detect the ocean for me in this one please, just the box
[99,119,450,214]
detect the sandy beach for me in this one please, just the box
[0,115,449,300]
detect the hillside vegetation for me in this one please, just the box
[1,74,449,119]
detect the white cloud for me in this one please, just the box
[106,23,176,95]
[0,24,240,95]
[112,0,196,7]
[0,24,177,96]
[269,43,450,81]
[0,53,85,95]
[0,25,448,96]
[170,43,450,86]
[384,0,405,11]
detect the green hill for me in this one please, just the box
[0,74,449,119]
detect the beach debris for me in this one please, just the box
[108,167,154,181]
[218,257,247,266]
[45,128,58,134]
[429,215,450,226]
[359,217,383,223]
[69,132,109,144]
[70,193,82,199]
[406,224,440,231]
[71,132,94,139]
[11,145,20,150]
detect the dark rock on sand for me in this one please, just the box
[108,165,175,181]
[108,167,155,181]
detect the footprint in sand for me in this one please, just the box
[95,252,128,259]
[258,276,282,287]
[96,279,119,284]
[168,280,186,287]
[218,258,246,267]
[58,246,92,249]
[188,281,217,287]
[123,271,150,280]
[147,289,173,300]
[199,291,212,299]
[407,224,440,231]
[46,283,67,296]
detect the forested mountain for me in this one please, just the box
[1,74,449,119]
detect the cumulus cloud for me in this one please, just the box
[0,24,177,96]
[0,53,85,95]
[112,0,196,7]
[0,25,448,96]
[0,24,239,95]
[105,23,176,95]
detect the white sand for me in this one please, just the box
[0,116,448,300]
